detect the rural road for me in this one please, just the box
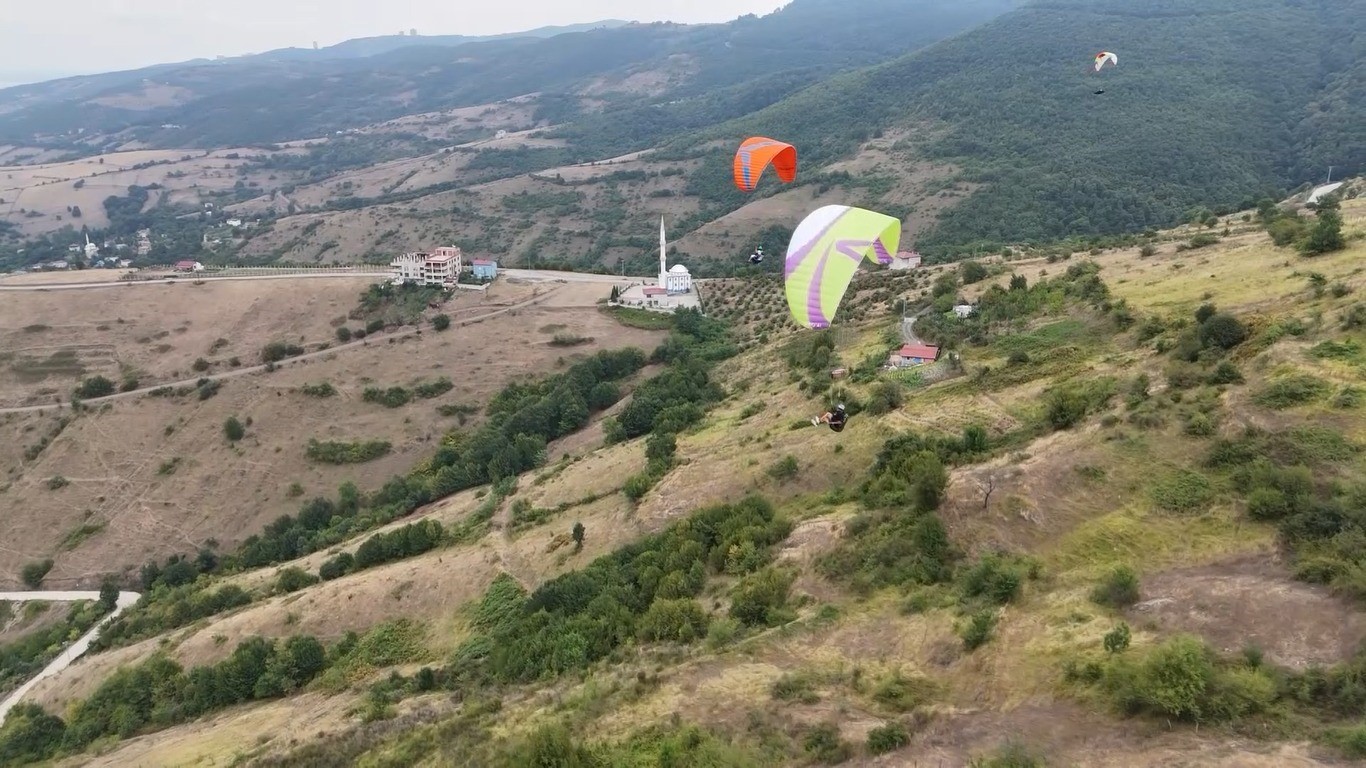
[0,590,141,725]
[0,268,648,292]
[901,304,934,346]
[0,271,388,292]
[0,287,563,414]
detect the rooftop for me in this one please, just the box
[898,343,940,359]
[426,252,460,264]
[472,259,496,266]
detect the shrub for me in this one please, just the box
[1092,565,1140,609]
[223,416,245,442]
[20,559,54,588]
[432,314,451,331]
[803,722,852,765]
[864,380,904,415]
[192,357,210,372]
[261,341,305,363]
[1207,361,1244,385]
[961,609,997,650]
[45,475,69,491]
[1254,375,1330,409]
[1198,313,1247,350]
[335,326,352,342]
[299,382,336,398]
[305,439,391,464]
[771,672,819,703]
[1149,468,1214,513]
[276,567,319,594]
[550,333,592,347]
[365,319,385,334]
[74,376,115,399]
[767,455,799,481]
[866,722,911,755]
[1104,622,1132,654]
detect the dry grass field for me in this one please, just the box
[0,277,665,591]
[0,147,304,235]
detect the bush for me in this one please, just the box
[335,326,352,342]
[305,439,391,464]
[365,319,385,334]
[74,376,115,399]
[767,455,799,481]
[432,314,451,331]
[261,341,305,363]
[961,609,997,650]
[864,380,905,415]
[1255,375,1330,409]
[20,559,54,588]
[771,672,820,703]
[223,416,246,442]
[1198,313,1247,350]
[192,357,210,372]
[866,722,911,755]
[1092,565,1140,609]
[1207,361,1244,385]
[803,722,852,765]
[275,567,319,594]
[1104,622,1132,653]
[299,382,336,398]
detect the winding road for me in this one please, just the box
[0,286,564,414]
[0,590,141,725]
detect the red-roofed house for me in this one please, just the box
[889,343,940,368]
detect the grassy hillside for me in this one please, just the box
[0,195,1360,766]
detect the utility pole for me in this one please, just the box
[1326,166,1334,184]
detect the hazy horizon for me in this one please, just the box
[0,0,788,87]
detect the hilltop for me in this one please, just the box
[0,186,1360,765]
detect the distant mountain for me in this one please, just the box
[0,0,1024,150]
[250,20,633,62]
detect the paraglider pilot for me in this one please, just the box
[812,403,847,432]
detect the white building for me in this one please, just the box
[657,217,691,294]
[390,245,463,286]
[889,250,922,271]
[952,304,975,318]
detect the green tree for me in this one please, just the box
[223,416,246,442]
[1299,206,1345,256]
[98,578,120,612]
[960,260,988,284]
[910,450,949,510]
[571,522,585,551]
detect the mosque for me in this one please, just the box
[611,217,700,313]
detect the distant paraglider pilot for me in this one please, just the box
[749,246,764,264]
[812,403,848,432]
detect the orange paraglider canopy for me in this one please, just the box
[733,137,797,192]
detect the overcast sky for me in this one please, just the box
[0,0,789,85]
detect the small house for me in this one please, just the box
[471,259,498,280]
[952,304,975,319]
[889,343,940,368]
[174,260,198,272]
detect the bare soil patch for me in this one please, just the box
[1131,554,1366,669]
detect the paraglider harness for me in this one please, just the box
[749,247,764,264]
[827,405,847,433]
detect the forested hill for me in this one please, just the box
[695,0,1365,255]
[0,0,1024,151]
